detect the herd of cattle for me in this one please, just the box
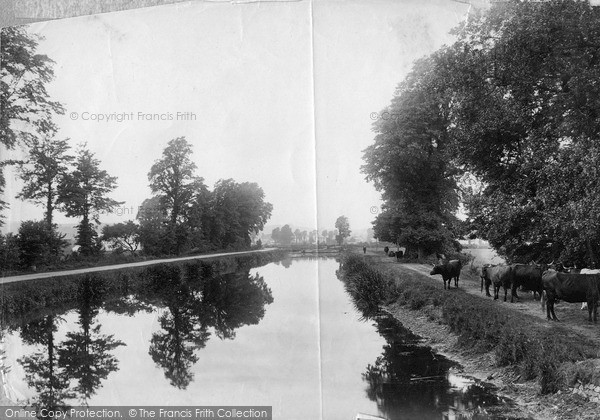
[426,258,600,323]
[379,248,600,323]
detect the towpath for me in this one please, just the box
[0,248,277,285]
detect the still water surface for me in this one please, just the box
[2,258,510,419]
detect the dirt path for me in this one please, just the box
[396,261,600,347]
[0,248,277,284]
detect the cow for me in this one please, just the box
[384,246,389,255]
[430,260,462,290]
[363,246,366,254]
[388,251,395,258]
[579,268,600,310]
[481,265,514,302]
[541,271,600,322]
[511,264,544,301]
[396,250,403,260]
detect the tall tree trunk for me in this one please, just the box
[45,181,53,228]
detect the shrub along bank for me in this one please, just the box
[338,253,599,395]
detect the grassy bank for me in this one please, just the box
[0,249,287,327]
[339,253,600,395]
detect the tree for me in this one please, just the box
[148,137,208,254]
[335,216,351,245]
[271,227,280,244]
[58,145,121,256]
[18,136,73,227]
[17,220,66,268]
[1,27,64,224]
[436,0,600,264]
[362,48,461,258]
[207,179,272,249]
[0,233,20,271]
[294,228,301,244]
[137,197,170,256]
[101,221,139,254]
[279,225,294,246]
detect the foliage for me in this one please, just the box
[362,54,460,258]
[0,232,20,271]
[18,136,73,226]
[101,221,140,254]
[58,145,121,255]
[335,215,351,245]
[207,179,272,249]
[16,220,67,268]
[147,137,209,253]
[445,1,600,265]
[278,224,294,246]
[0,26,64,225]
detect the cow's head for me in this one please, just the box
[430,264,441,275]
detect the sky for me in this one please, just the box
[2,0,470,235]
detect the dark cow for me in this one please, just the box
[580,269,600,310]
[541,271,600,322]
[481,265,514,301]
[430,260,462,290]
[512,264,544,301]
[384,246,389,255]
[388,251,395,258]
[396,250,403,260]
[363,246,366,254]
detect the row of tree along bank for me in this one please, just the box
[0,28,272,274]
[362,0,600,267]
[0,136,273,273]
[270,216,352,246]
[338,253,599,396]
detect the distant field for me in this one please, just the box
[463,247,505,266]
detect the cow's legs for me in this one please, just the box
[493,284,499,300]
[548,298,559,321]
[587,300,597,323]
[454,276,459,288]
[503,286,508,302]
[485,279,492,297]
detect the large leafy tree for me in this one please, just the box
[18,136,73,227]
[0,26,64,224]
[362,55,460,258]
[207,179,272,249]
[444,0,600,264]
[148,137,208,254]
[58,145,121,256]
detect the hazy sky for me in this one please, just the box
[2,0,469,233]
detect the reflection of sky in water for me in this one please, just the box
[2,258,510,420]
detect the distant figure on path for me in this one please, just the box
[363,246,366,254]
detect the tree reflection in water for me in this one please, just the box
[18,315,74,412]
[18,275,124,410]
[11,261,274,403]
[144,264,273,389]
[361,314,507,419]
[57,276,125,404]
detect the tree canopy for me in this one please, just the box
[364,0,600,264]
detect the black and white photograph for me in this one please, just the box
[2,0,600,419]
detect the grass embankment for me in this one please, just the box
[0,249,286,327]
[339,253,600,395]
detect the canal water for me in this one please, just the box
[1,258,512,419]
